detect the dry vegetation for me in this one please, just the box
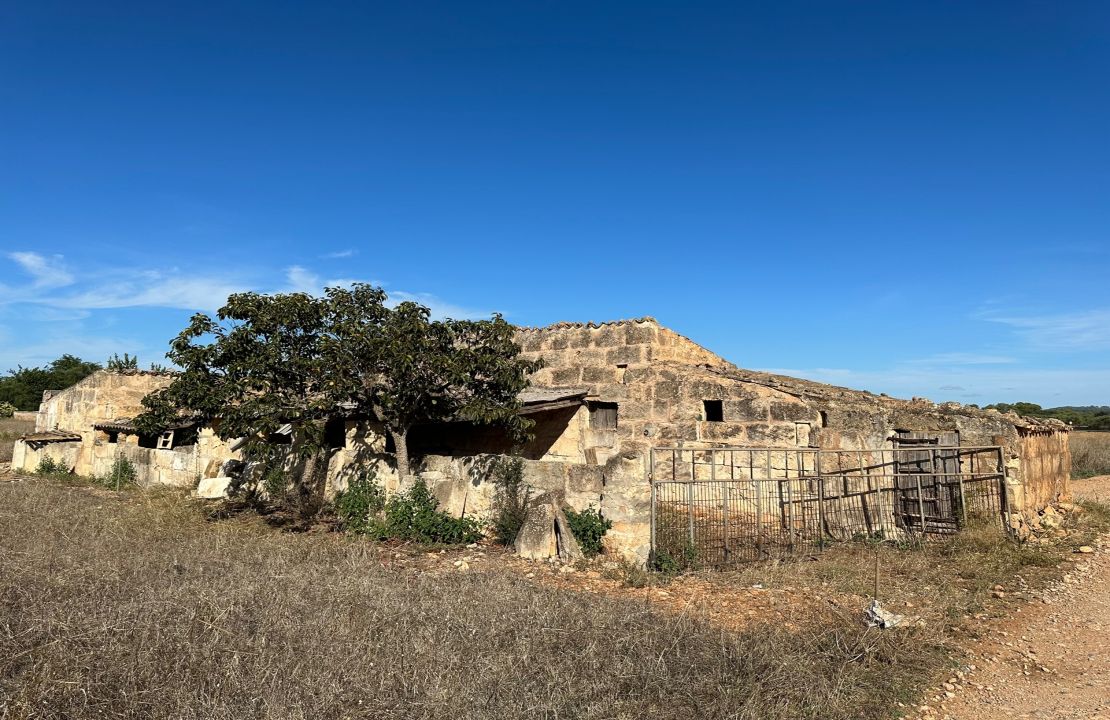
[0,478,935,720]
[1072,431,1110,479]
[3,477,1108,720]
[0,415,34,464]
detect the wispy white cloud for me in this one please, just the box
[1,253,490,320]
[758,364,1110,407]
[321,249,357,259]
[386,290,491,320]
[284,266,322,295]
[8,252,74,289]
[908,352,1017,366]
[984,308,1110,352]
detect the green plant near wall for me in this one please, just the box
[565,505,612,558]
[35,456,64,476]
[334,469,387,535]
[0,401,15,418]
[490,456,531,545]
[382,479,483,545]
[101,456,137,490]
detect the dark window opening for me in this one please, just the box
[266,432,293,445]
[819,410,829,427]
[106,431,119,444]
[703,400,724,422]
[588,401,618,429]
[325,417,347,450]
[138,434,159,449]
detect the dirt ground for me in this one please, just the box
[935,474,1110,720]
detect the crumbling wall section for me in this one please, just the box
[1017,429,1071,510]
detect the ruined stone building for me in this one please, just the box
[13,318,1070,565]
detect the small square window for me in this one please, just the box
[703,400,723,422]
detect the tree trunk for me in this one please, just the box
[391,428,410,483]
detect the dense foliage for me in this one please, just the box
[984,402,1110,431]
[335,472,481,544]
[0,355,101,411]
[564,505,612,558]
[135,283,540,513]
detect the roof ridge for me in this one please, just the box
[516,316,658,332]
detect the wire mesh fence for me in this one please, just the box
[649,446,1008,570]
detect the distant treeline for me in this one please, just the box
[0,354,159,411]
[983,402,1110,431]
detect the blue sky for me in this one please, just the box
[2,1,1108,406]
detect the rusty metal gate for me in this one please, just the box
[649,445,1008,570]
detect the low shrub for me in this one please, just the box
[0,401,15,418]
[490,456,531,545]
[100,456,137,489]
[564,505,611,558]
[35,456,64,476]
[382,479,483,545]
[334,469,386,534]
[337,473,481,545]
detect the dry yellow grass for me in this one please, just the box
[0,415,34,463]
[0,478,950,720]
[3,477,1107,719]
[1072,431,1110,479]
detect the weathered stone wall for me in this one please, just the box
[1017,429,1071,510]
[35,370,173,434]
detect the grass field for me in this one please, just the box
[0,415,35,463]
[2,478,1107,720]
[1072,431,1110,479]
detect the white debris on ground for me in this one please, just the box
[865,599,906,629]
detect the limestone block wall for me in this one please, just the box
[35,371,173,434]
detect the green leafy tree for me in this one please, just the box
[134,291,337,514]
[326,284,542,481]
[106,353,139,371]
[0,355,102,411]
[136,283,541,504]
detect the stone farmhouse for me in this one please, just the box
[13,317,1069,564]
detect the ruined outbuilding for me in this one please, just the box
[11,317,1070,565]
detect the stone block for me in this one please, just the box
[699,421,748,443]
[196,476,232,499]
[582,366,618,384]
[568,328,593,349]
[551,367,581,385]
[606,345,643,365]
[769,400,816,422]
[653,380,682,402]
[724,396,768,422]
[625,322,657,345]
[566,464,604,494]
[547,334,569,351]
[745,423,799,446]
[592,326,623,347]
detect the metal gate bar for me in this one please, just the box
[649,446,1007,570]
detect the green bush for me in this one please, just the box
[382,479,483,545]
[334,469,387,534]
[564,505,612,558]
[101,456,137,489]
[35,456,63,476]
[0,401,15,418]
[490,457,531,545]
[337,474,481,545]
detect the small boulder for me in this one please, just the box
[195,476,232,499]
[514,493,583,562]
